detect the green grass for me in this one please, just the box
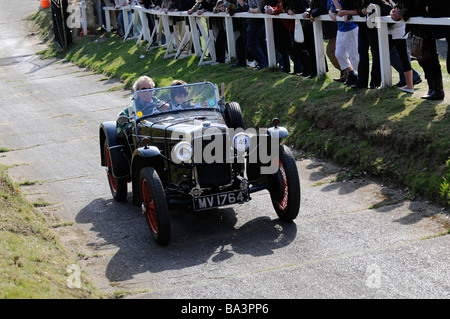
[29,8,449,208]
[0,165,101,298]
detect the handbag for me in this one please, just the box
[410,32,430,61]
[294,19,304,43]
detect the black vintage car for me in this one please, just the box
[99,82,300,245]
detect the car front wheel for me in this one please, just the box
[140,167,171,245]
[224,101,245,129]
[269,145,301,221]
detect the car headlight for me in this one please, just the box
[233,133,250,152]
[172,141,193,163]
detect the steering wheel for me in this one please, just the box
[139,103,155,115]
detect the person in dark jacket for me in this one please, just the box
[286,0,317,77]
[265,0,302,73]
[340,0,391,89]
[391,0,447,100]
[229,0,255,67]
[426,0,450,76]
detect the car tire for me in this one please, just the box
[224,102,245,129]
[140,167,171,245]
[104,142,128,201]
[269,145,301,221]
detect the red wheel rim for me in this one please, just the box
[105,147,117,193]
[275,160,288,211]
[142,179,158,234]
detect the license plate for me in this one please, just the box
[193,190,249,211]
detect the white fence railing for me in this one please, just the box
[102,4,450,88]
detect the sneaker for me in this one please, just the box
[399,86,414,94]
[333,75,346,82]
[247,61,257,68]
[344,73,357,86]
[413,77,422,85]
[396,77,422,87]
[351,83,367,89]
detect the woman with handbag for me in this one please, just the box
[391,0,444,100]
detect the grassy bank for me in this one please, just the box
[0,164,101,298]
[30,8,449,207]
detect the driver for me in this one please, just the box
[132,76,161,116]
[117,76,157,139]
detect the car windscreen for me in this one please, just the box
[132,82,220,120]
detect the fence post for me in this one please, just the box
[313,19,327,77]
[224,15,236,59]
[80,0,87,35]
[377,20,392,88]
[137,8,150,43]
[264,16,276,68]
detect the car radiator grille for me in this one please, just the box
[193,133,232,188]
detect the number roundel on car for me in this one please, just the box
[208,99,216,107]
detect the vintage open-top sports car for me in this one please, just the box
[99,82,300,245]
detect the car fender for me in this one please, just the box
[130,146,165,206]
[246,126,289,179]
[99,121,118,166]
[99,121,130,179]
[267,126,289,139]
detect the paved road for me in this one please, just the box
[1,1,449,300]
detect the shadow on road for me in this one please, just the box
[76,197,297,282]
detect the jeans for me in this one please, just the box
[390,46,420,84]
[247,21,268,68]
[118,10,133,36]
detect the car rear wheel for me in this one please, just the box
[224,102,245,129]
[104,142,127,201]
[269,145,301,221]
[140,167,171,245]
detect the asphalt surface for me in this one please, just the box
[1,1,449,300]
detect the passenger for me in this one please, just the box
[169,80,192,109]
